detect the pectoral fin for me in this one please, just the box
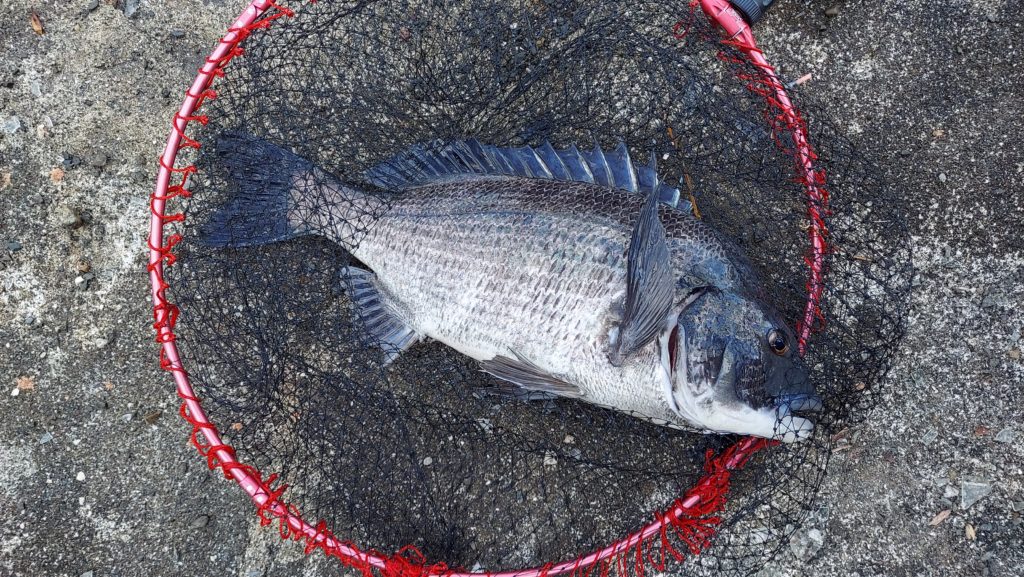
[480,353,583,399]
[609,189,675,366]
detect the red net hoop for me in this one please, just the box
[148,1,910,575]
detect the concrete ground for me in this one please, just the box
[0,1,1021,576]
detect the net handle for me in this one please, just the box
[148,1,824,576]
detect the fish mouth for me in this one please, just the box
[771,394,822,443]
[774,393,824,416]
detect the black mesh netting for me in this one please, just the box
[164,1,912,574]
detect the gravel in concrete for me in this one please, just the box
[1,1,1021,576]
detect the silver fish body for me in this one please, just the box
[205,134,820,442]
[347,178,730,425]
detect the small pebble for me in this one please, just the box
[921,428,939,445]
[994,427,1017,443]
[543,451,557,467]
[1009,347,1021,360]
[790,527,825,560]
[422,457,433,466]
[54,205,81,228]
[62,154,82,169]
[38,432,53,444]
[943,485,958,499]
[81,572,93,577]
[1,116,20,135]
[961,481,993,509]
[190,514,210,529]
[824,6,841,17]
[1012,501,1024,513]
[563,434,575,444]
[86,152,107,168]
[86,0,99,11]
[11,388,19,397]
[938,173,947,183]
[7,240,21,251]
[76,471,86,482]
[170,29,185,39]
[123,0,141,17]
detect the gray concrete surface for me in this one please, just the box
[0,1,1021,576]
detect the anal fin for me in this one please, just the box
[479,352,583,399]
[341,266,420,365]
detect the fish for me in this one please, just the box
[202,132,822,443]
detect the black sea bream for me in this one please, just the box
[204,133,822,442]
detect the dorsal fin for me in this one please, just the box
[365,140,687,209]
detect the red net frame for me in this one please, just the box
[147,1,831,575]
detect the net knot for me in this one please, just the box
[382,545,450,577]
[252,471,289,527]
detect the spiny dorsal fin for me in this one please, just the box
[364,139,687,209]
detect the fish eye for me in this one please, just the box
[766,329,789,355]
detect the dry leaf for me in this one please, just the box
[928,509,951,526]
[231,422,243,431]
[103,381,115,391]
[1,171,11,190]
[830,428,850,442]
[974,425,991,437]
[1009,347,1022,360]
[932,128,946,138]
[965,523,976,541]
[50,167,64,182]
[143,410,163,425]
[16,376,35,391]
[30,11,44,35]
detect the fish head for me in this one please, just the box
[660,289,820,443]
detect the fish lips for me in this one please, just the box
[774,393,824,415]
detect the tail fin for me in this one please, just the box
[200,132,378,249]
